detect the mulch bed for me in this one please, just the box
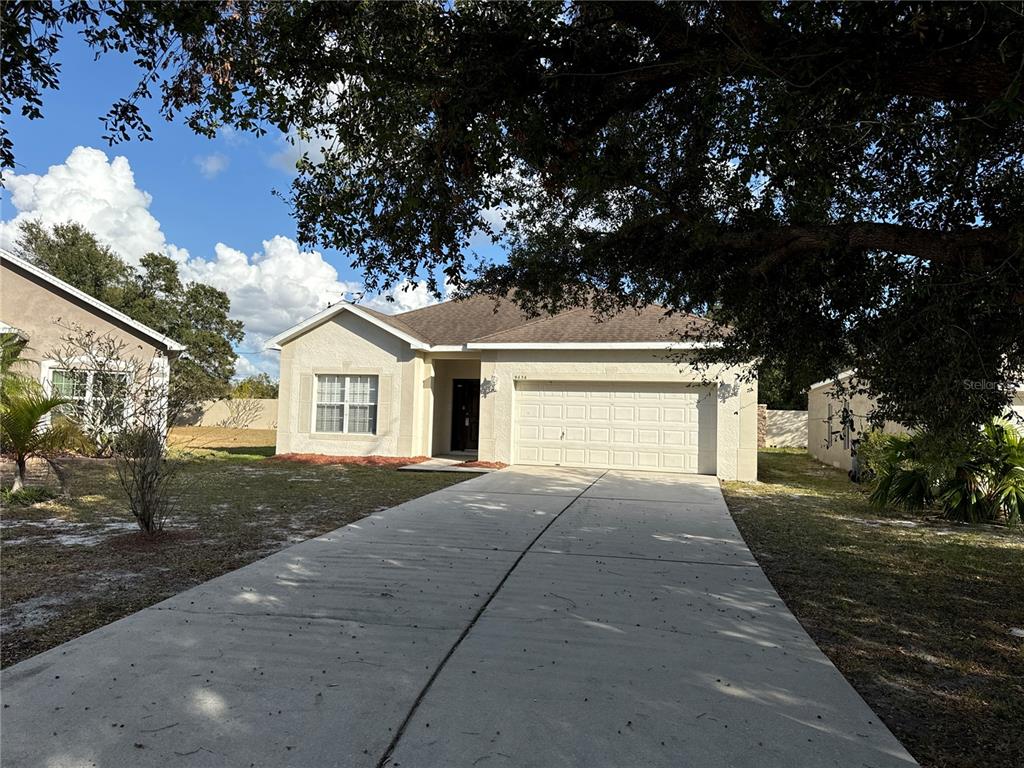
[455,460,508,469]
[269,453,429,467]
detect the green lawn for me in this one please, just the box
[722,449,1024,768]
[1,430,473,668]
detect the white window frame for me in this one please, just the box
[42,361,132,424]
[312,374,379,435]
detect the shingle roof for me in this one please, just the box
[354,303,433,344]
[470,303,713,344]
[376,294,539,346]
[348,294,712,346]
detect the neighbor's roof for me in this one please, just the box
[266,292,717,352]
[0,248,186,353]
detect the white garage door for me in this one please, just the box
[514,381,716,474]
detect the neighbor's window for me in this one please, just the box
[51,368,130,423]
[51,369,89,418]
[315,374,378,434]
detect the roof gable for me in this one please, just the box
[264,301,431,351]
[0,249,185,352]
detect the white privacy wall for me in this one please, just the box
[765,410,807,448]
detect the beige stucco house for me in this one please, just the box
[0,248,184,420]
[808,371,1024,471]
[267,295,758,480]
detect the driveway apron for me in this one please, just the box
[0,467,917,768]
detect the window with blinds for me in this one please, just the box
[314,374,378,434]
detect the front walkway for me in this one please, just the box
[0,468,917,767]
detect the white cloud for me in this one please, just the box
[178,235,360,344]
[234,352,279,380]
[194,153,229,179]
[181,238,445,378]
[1,146,445,380]
[362,279,442,314]
[268,130,328,175]
[0,146,168,263]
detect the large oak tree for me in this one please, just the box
[3,1,1022,437]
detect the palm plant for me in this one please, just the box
[939,420,1024,527]
[1,331,32,408]
[0,389,83,492]
[1,332,84,492]
[865,419,1024,526]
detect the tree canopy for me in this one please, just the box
[231,373,279,400]
[3,1,1023,437]
[14,221,244,414]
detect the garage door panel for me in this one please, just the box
[518,445,540,462]
[515,381,716,475]
[662,453,686,471]
[518,424,541,441]
[564,426,587,441]
[540,425,562,440]
[663,408,686,423]
[565,404,587,419]
[612,428,634,443]
[540,446,562,463]
[662,430,685,446]
[612,451,635,467]
[612,406,635,421]
[637,429,660,445]
[637,452,661,469]
[636,406,661,421]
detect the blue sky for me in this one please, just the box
[3,32,301,261]
[1,31,505,377]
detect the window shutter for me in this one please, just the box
[376,374,392,434]
[298,374,313,433]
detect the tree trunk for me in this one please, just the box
[11,455,27,492]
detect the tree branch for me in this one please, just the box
[715,222,1013,274]
[602,2,1022,103]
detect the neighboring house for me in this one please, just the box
[267,295,758,480]
[808,371,1024,471]
[0,248,185,426]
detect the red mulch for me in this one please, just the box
[269,453,430,467]
[455,460,508,469]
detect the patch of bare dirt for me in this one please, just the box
[102,529,202,551]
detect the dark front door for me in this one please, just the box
[451,379,480,451]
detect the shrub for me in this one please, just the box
[113,424,181,534]
[865,420,1024,526]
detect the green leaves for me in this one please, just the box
[865,420,1024,526]
[4,2,1023,435]
[16,221,244,415]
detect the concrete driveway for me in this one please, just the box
[0,467,917,768]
